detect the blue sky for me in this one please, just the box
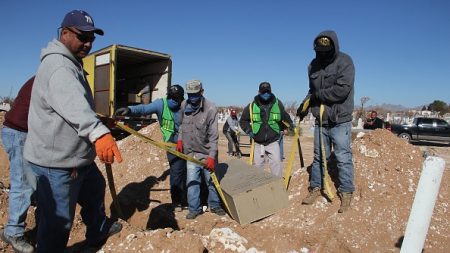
[1,0,449,107]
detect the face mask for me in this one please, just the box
[188,94,202,105]
[167,98,179,109]
[316,49,335,62]
[259,92,272,101]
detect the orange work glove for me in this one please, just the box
[176,140,183,153]
[205,157,215,172]
[95,133,123,164]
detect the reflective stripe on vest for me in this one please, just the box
[161,98,175,142]
[251,99,281,134]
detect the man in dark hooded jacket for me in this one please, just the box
[297,30,355,213]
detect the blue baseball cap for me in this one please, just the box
[60,10,104,35]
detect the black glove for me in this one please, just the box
[115,107,130,116]
[289,123,296,133]
[297,94,313,121]
[296,104,308,121]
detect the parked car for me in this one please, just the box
[390,117,450,144]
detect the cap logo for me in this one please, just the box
[84,15,93,24]
[316,37,330,47]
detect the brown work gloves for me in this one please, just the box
[205,157,215,172]
[95,133,123,164]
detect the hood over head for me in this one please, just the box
[313,30,340,62]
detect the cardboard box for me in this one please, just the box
[216,159,289,225]
[128,93,141,103]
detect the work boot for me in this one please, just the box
[173,204,183,212]
[338,192,353,213]
[172,203,188,212]
[210,207,226,216]
[186,211,202,220]
[0,229,34,253]
[301,187,321,205]
[87,221,123,249]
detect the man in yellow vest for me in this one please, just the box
[240,82,294,177]
[115,85,187,210]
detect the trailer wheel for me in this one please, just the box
[398,133,411,142]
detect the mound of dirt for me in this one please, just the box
[1,124,449,252]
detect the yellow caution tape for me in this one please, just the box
[283,126,299,189]
[301,97,310,113]
[114,122,233,218]
[248,140,255,165]
[248,103,254,165]
[162,142,176,147]
[319,104,335,200]
[282,121,305,190]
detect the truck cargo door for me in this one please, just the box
[93,53,111,116]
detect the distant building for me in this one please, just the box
[0,102,11,112]
[419,110,432,116]
[443,113,450,123]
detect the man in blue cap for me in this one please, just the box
[24,10,122,252]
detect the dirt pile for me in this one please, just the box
[351,129,449,252]
[1,124,449,252]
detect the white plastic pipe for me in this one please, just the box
[400,156,445,253]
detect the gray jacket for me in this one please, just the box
[24,39,110,168]
[307,30,355,125]
[178,98,218,161]
[225,116,239,134]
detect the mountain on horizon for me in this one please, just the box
[356,103,424,112]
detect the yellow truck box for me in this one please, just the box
[83,44,172,118]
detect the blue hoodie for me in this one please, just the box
[128,98,183,143]
[24,39,110,168]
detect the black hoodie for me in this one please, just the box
[307,30,355,125]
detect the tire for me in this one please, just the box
[398,133,411,142]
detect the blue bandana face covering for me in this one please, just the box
[259,92,272,101]
[187,93,202,105]
[167,99,179,109]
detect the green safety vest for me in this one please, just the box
[251,99,281,134]
[161,98,175,142]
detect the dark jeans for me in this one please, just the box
[224,131,240,153]
[31,162,109,253]
[186,161,221,214]
[1,127,35,237]
[279,133,285,159]
[167,152,187,205]
[311,122,355,192]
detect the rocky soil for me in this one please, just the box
[0,117,449,252]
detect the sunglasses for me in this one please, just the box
[66,27,96,43]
